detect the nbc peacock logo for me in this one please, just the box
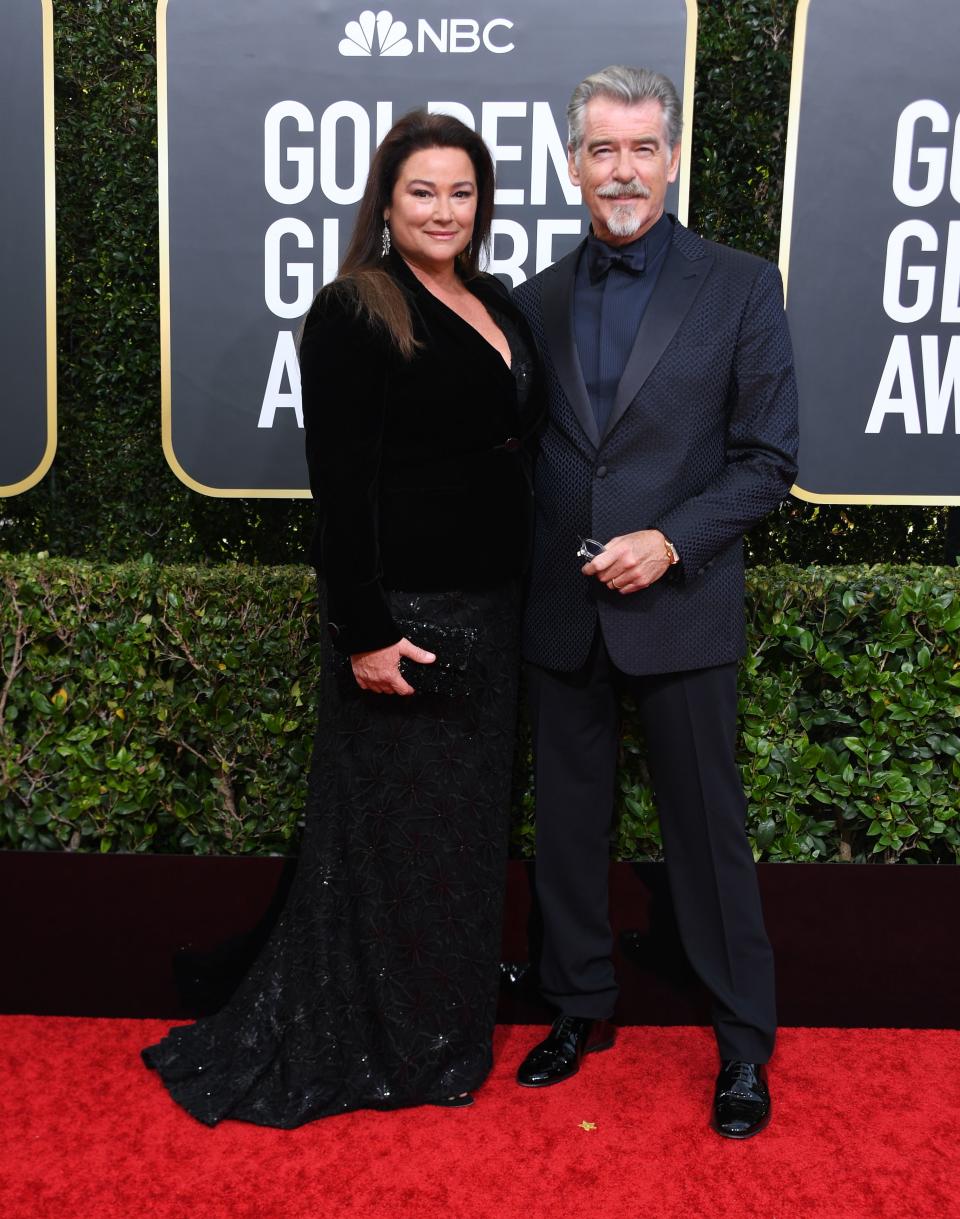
[339,10,413,56]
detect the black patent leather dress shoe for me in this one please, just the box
[516,1015,616,1088]
[711,1060,771,1139]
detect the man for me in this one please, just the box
[511,65,798,1139]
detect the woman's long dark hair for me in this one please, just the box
[332,110,496,357]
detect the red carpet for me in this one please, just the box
[1,1019,957,1219]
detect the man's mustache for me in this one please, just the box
[595,180,652,200]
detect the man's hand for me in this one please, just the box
[582,530,671,595]
[350,637,436,695]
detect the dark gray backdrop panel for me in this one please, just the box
[161,0,691,495]
[783,0,960,502]
[0,0,52,495]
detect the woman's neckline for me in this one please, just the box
[391,253,512,370]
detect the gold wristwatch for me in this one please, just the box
[663,537,680,565]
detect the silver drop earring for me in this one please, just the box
[381,221,391,257]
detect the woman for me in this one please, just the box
[142,111,542,1124]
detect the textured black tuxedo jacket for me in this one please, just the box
[512,218,799,676]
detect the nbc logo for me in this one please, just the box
[339,10,413,56]
[338,10,515,56]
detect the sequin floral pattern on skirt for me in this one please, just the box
[143,584,520,1127]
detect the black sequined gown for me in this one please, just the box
[142,584,519,1125]
[143,262,540,1126]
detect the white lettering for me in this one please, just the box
[482,102,526,206]
[318,101,370,205]
[883,220,938,323]
[483,19,514,53]
[264,101,314,205]
[258,331,303,429]
[892,100,950,207]
[449,19,480,52]
[418,19,446,52]
[322,217,340,287]
[867,335,960,434]
[261,99,589,305]
[952,119,960,204]
[866,336,921,433]
[264,219,314,319]
[487,219,529,286]
[530,102,581,206]
[920,334,960,433]
[415,17,514,55]
[940,220,960,323]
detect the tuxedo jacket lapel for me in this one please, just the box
[542,244,601,450]
[602,237,714,445]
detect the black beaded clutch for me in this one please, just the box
[397,618,480,695]
[335,618,480,697]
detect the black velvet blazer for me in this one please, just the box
[299,253,543,655]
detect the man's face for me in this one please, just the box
[568,97,680,246]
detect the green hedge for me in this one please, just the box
[2,556,958,863]
[0,557,316,855]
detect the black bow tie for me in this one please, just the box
[587,239,646,284]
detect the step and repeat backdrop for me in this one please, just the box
[781,0,959,504]
[1,1,956,505]
[0,0,55,497]
[157,0,695,495]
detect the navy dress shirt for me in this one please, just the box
[573,212,673,437]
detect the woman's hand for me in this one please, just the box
[350,637,436,695]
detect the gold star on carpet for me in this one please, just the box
[578,1121,597,1131]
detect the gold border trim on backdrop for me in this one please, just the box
[156,0,301,498]
[677,0,697,226]
[157,0,699,499]
[1,0,57,497]
[779,0,960,507]
[777,0,808,303]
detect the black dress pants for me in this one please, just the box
[526,630,776,1063]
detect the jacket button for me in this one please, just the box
[595,464,607,478]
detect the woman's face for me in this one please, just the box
[384,146,478,272]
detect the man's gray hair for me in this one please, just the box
[567,65,683,156]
